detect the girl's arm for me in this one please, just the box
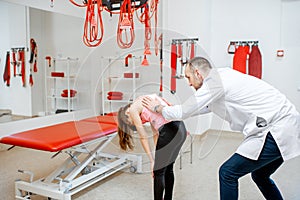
[130,104,154,164]
[150,124,159,147]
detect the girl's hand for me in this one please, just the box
[151,160,155,178]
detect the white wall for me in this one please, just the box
[165,0,213,53]
[0,1,13,110]
[0,1,32,116]
[276,1,300,109]
[2,0,85,18]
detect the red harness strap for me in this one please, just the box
[248,45,262,79]
[18,49,26,87]
[29,38,38,86]
[83,0,104,47]
[12,50,17,77]
[3,51,10,87]
[152,0,159,56]
[159,34,163,95]
[143,4,151,55]
[233,45,247,74]
[190,41,195,59]
[177,42,182,58]
[170,42,177,94]
[117,0,135,48]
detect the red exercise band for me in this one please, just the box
[170,43,177,94]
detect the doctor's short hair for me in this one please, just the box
[187,57,212,75]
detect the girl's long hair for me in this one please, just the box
[117,104,136,151]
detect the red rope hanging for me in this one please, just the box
[83,0,104,47]
[136,0,159,55]
[150,0,159,56]
[69,0,159,50]
[135,3,150,57]
[117,0,135,48]
[143,4,151,55]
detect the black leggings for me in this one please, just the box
[153,121,187,200]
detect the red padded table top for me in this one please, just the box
[0,120,117,152]
[81,115,118,125]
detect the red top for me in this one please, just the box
[139,94,170,130]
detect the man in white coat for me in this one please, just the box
[142,57,300,200]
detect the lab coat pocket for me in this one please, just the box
[256,116,267,128]
[243,115,268,136]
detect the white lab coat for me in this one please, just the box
[162,68,300,161]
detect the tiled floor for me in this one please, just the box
[0,131,299,200]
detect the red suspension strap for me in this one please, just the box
[248,43,262,79]
[170,42,177,94]
[29,38,38,86]
[143,4,151,55]
[33,43,38,72]
[141,4,151,66]
[150,0,159,56]
[159,34,163,96]
[117,0,135,48]
[136,2,151,54]
[3,51,11,87]
[83,0,104,47]
[18,49,26,87]
[11,47,29,87]
[12,50,17,77]
[69,0,160,50]
[190,41,195,59]
[177,42,182,58]
[177,42,186,78]
[137,0,159,55]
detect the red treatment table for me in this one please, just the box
[0,115,142,200]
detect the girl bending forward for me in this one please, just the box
[117,94,187,200]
